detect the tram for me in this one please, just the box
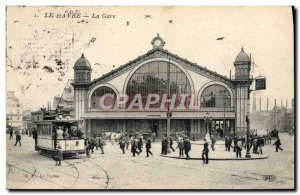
[35,119,86,158]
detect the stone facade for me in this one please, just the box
[72,35,251,139]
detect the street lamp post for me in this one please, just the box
[223,95,231,137]
[166,58,171,153]
[245,58,252,159]
[204,112,212,137]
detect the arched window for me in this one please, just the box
[87,72,91,81]
[78,72,82,82]
[82,72,85,82]
[200,84,231,108]
[75,72,79,82]
[90,87,116,109]
[126,61,192,108]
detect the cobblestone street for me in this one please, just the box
[6,133,294,189]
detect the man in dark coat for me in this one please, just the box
[225,137,229,151]
[226,137,232,152]
[233,135,238,152]
[125,135,130,150]
[98,137,106,154]
[84,138,91,157]
[32,128,38,149]
[119,138,126,154]
[131,137,140,157]
[202,138,209,164]
[137,137,143,153]
[211,135,216,151]
[90,136,97,153]
[145,138,153,157]
[161,136,168,155]
[184,137,191,159]
[14,131,21,146]
[273,137,283,152]
[169,136,175,152]
[9,128,13,140]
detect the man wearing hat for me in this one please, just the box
[14,131,22,146]
[202,138,209,164]
[236,137,243,158]
[184,137,191,159]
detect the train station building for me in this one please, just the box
[72,34,252,139]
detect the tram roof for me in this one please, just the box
[35,119,83,124]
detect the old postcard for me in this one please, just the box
[6,6,295,190]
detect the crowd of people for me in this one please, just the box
[8,127,285,166]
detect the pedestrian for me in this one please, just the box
[241,136,246,147]
[125,135,130,150]
[273,136,283,152]
[161,136,168,155]
[225,137,228,151]
[131,136,140,157]
[257,138,263,155]
[236,139,242,158]
[202,138,209,164]
[32,127,38,149]
[90,136,97,153]
[119,138,126,154]
[169,136,175,152]
[54,142,63,166]
[227,137,232,152]
[252,137,258,154]
[95,136,100,150]
[9,128,13,140]
[85,138,91,157]
[145,138,153,157]
[177,137,184,157]
[184,137,191,159]
[211,135,216,151]
[137,137,143,153]
[99,136,106,154]
[14,131,21,146]
[233,135,238,152]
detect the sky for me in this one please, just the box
[6,6,294,111]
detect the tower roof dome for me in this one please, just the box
[235,47,250,62]
[74,53,91,69]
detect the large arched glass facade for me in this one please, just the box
[90,86,116,109]
[200,84,231,108]
[126,61,192,108]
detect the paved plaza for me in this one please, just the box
[6,133,294,189]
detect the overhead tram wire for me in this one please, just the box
[55,79,72,111]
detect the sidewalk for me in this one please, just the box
[161,144,268,160]
[190,140,225,145]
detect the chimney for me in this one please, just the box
[286,99,288,108]
[275,99,277,108]
[267,97,269,111]
[281,99,283,107]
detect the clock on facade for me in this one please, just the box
[151,34,166,49]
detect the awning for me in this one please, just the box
[81,111,235,120]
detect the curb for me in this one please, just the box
[160,154,268,161]
[191,143,225,145]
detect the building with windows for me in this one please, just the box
[72,35,252,139]
[53,84,75,110]
[6,91,23,129]
[265,105,294,133]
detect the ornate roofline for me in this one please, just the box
[88,48,235,90]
